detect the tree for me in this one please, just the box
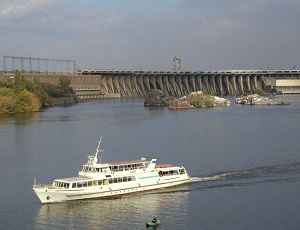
[0,87,15,97]
[58,75,75,96]
[0,95,15,113]
[0,78,12,88]
[13,70,25,94]
[58,75,71,89]
[14,89,40,113]
[0,82,15,113]
[0,72,77,114]
[35,84,50,108]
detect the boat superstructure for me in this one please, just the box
[33,137,191,204]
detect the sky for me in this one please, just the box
[1,0,300,71]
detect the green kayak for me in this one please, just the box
[146,220,160,227]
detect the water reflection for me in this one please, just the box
[0,112,39,125]
[35,185,190,229]
[2,95,300,230]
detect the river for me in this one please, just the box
[0,95,300,229]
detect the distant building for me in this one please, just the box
[273,79,300,94]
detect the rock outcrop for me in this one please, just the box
[144,90,231,109]
[168,99,195,110]
[212,96,232,107]
[144,89,175,107]
[235,94,289,105]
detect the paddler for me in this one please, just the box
[152,216,157,223]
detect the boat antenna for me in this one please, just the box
[94,136,104,164]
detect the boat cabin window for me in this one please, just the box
[179,168,186,174]
[110,162,148,172]
[53,181,70,189]
[71,180,104,188]
[108,176,135,184]
[82,166,106,173]
[158,170,179,177]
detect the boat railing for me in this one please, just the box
[33,184,51,189]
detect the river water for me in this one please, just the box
[0,95,300,230]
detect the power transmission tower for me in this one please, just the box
[3,56,76,73]
[173,56,182,72]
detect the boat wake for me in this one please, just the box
[189,161,300,188]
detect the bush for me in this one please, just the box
[0,87,15,97]
[0,95,16,113]
[0,78,12,88]
[186,93,215,108]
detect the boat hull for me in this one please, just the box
[146,220,160,227]
[33,175,190,204]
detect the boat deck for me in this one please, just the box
[107,159,146,165]
[54,177,93,183]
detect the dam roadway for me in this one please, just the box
[78,69,300,97]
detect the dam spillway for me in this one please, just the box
[79,69,300,97]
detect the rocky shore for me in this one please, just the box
[235,94,289,105]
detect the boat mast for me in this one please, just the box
[94,136,104,164]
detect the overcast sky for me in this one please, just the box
[1,0,300,71]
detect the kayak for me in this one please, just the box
[146,220,160,227]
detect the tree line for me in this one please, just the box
[0,70,77,114]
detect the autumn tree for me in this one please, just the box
[58,75,75,96]
[14,89,40,113]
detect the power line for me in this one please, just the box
[3,55,76,73]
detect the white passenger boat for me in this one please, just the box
[33,137,191,204]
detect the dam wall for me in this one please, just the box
[99,73,263,97]
[4,69,300,98]
[86,70,299,97]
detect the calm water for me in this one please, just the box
[0,96,300,230]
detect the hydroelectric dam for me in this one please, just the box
[3,56,300,98]
[77,69,300,97]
